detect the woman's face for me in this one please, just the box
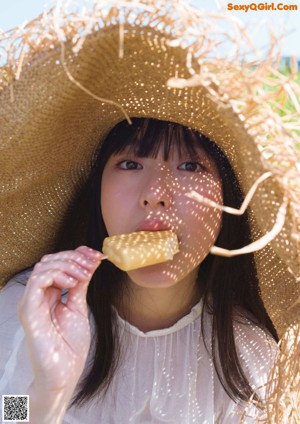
[101,140,223,288]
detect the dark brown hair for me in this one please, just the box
[70,118,278,407]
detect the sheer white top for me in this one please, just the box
[0,270,278,424]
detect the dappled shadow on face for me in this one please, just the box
[102,156,223,287]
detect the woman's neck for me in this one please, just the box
[116,268,201,332]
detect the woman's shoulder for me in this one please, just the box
[0,269,36,396]
[234,309,278,352]
[1,268,32,287]
[233,310,278,351]
[233,311,279,390]
[0,268,33,318]
[0,269,32,350]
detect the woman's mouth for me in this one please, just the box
[135,219,172,232]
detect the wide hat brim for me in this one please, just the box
[0,2,299,340]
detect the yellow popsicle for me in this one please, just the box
[102,230,179,271]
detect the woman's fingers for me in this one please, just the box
[20,246,104,317]
[18,270,76,318]
[64,249,104,315]
[34,261,94,282]
[32,246,104,281]
[16,247,101,399]
[40,246,104,268]
[75,245,104,259]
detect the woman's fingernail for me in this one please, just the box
[87,248,102,257]
[95,254,106,261]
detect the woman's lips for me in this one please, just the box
[135,220,172,232]
[134,220,181,245]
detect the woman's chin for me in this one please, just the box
[126,261,189,289]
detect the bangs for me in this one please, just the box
[101,118,203,162]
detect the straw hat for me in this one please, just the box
[0,0,299,419]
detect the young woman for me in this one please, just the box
[1,119,278,423]
[0,1,299,424]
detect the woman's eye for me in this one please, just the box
[117,160,142,170]
[178,162,204,172]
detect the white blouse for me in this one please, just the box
[0,270,278,424]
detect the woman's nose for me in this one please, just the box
[140,174,173,209]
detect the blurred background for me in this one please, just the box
[0,0,299,63]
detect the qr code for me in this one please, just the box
[2,395,29,422]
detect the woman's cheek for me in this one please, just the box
[101,178,139,236]
[101,180,125,235]
[178,186,222,266]
[190,175,223,236]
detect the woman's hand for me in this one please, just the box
[17,246,104,423]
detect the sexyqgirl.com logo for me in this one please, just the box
[227,2,298,11]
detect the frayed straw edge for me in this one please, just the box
[186,172,289,257]
[186,172,272,216]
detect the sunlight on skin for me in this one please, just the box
[17,247,104,423]
[18,139,224,392]
[17,143,224,419]
[101,145,223,330]
[20,284,90,387]
[101,148,223,287]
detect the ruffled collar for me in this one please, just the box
[115,299,203,338]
